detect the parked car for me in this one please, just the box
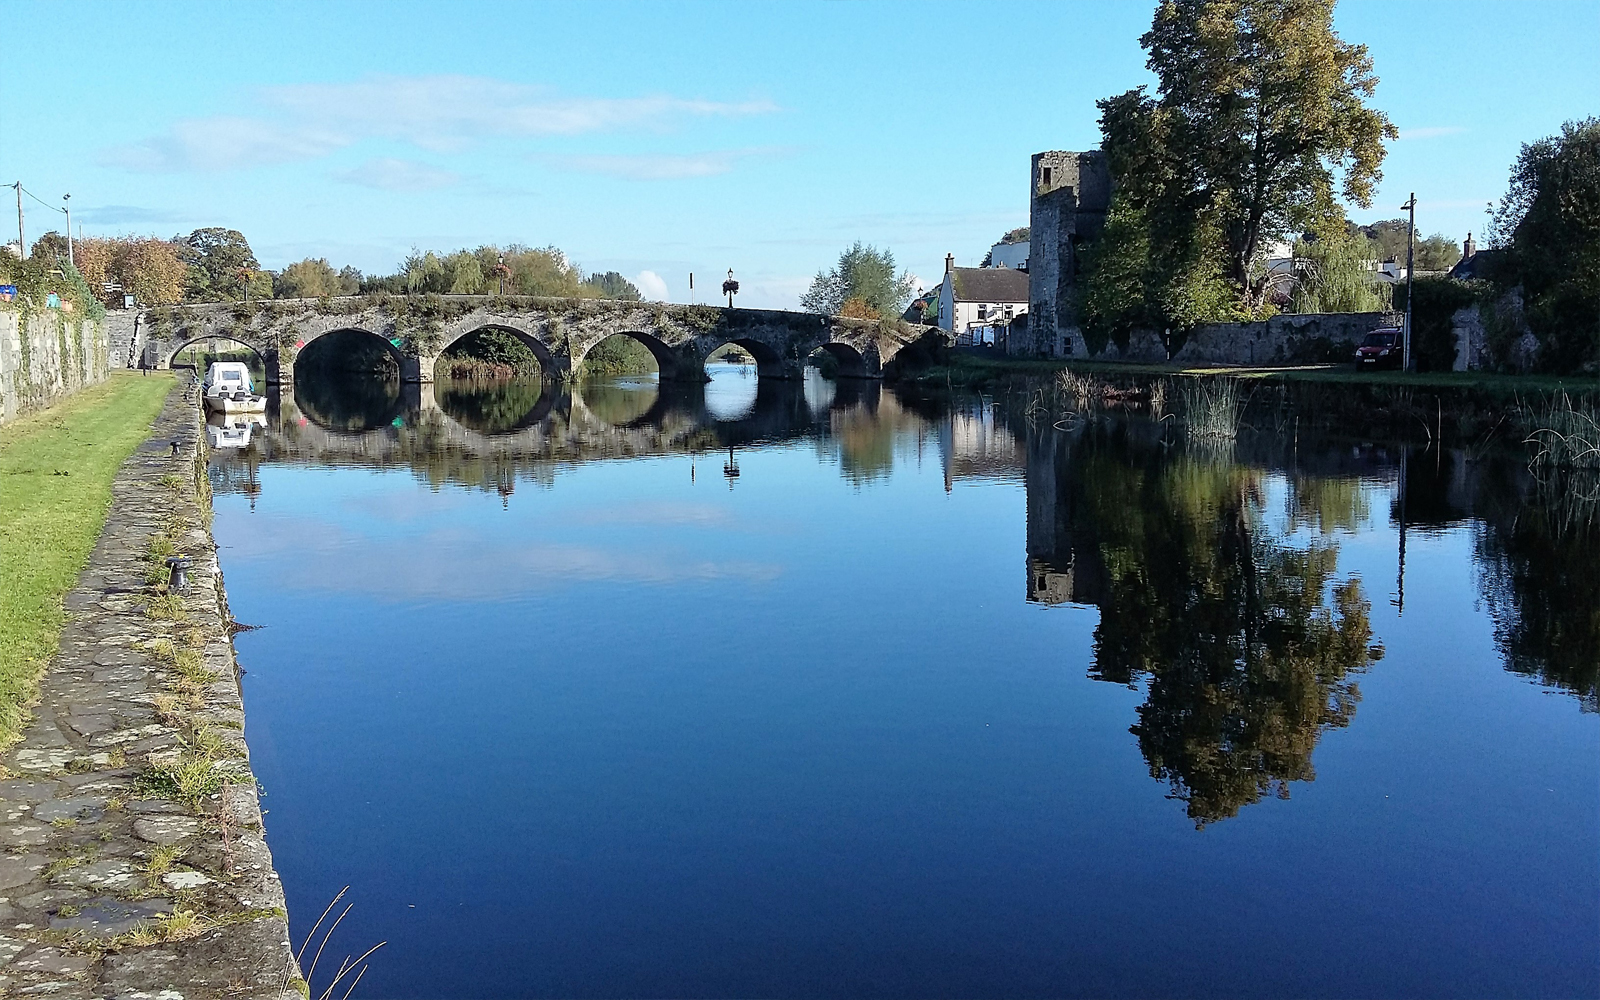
[1355,328,1403,370]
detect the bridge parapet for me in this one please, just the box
[136,294,938,383]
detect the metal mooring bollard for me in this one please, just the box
[170,440,180,457]
[166,556,192,594]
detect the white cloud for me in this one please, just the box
[75,204,188,226]
[336,158,460,191]
[102,116,346,172]
[540,150,749,180]
[267,76,777,151]
[1398,126,1467,140]
[100,75,779,173]
[633,269,670,301]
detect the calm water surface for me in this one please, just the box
[208,365,1599,998]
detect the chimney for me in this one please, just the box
[1463,232,1476,259]
[945,253,954,275]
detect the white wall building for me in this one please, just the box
[936,253,1029,346]
[985,240,1030,270]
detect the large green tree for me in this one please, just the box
[799,243,915,319]
[275,257,343,299]
[584,271,642,301]
[1356,219,1461,271]
[177,227,269,301]
[1098,0,1396,313]
[1488,117,1600,372]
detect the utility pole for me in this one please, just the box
[62,194,72,268]
[13,182,24,259]
[1402,192,1416,372]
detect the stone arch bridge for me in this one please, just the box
[133,295,937,384]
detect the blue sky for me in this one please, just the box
[3,0,1596,308]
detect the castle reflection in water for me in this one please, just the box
[211,370,1596,825]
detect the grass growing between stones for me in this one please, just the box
[0,372,175,751]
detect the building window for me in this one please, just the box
[1042,166,1052,187]
[978,304,988,319]
[1004,305,1014,319]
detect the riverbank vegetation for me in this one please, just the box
[0,372,174,750]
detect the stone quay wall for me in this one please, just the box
[0,306,111,426]
[0,385,301,997]
[1030,311,1397,366]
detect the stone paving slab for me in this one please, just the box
[0,385,302,998]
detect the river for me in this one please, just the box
[206,363,1599,999]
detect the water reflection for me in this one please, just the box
[1475,471,1600,711]
[577,375,660,427]
[1027,423,1379,825]
[434,378,548,434]
[227,374,1599,736]
[211,373,1596,994]
[292,374,401,432]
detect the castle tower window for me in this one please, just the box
[1042,167,1052,187]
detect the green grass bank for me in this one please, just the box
[0,372,175,750]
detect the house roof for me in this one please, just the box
[951,267,1028,303]
[1448,248,1506,281]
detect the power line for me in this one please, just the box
[18,183,66,214]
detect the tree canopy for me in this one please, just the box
[799,243,915,319]
[177,228,269,300]
[1089,0,1396,332]
[275,257,357,299]
[1489,117,1600,371]
[1355,219,1461,271]
[73,236,187,306]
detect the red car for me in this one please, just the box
[1356,328,1403,370]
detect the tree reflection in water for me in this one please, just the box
[435,378,546,435]
[1475,470,1600,711]
[579,377,660,426]
[1035,428,1379,826]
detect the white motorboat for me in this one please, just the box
[202,361,266,413]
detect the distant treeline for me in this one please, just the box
[7,228,643,309]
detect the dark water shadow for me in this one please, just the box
[293,372,402,432]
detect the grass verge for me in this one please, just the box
[0,371,175,749]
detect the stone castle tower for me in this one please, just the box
[1027,151,1113,356]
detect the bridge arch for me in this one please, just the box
[437,323,557,375]
[161,334,267,371]
[579,330,674,373]
[293,327,406,379]
[706,337,790,380]
[809,341,870,379]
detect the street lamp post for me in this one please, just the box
[62,194,72,269]
[722,268,739,308]
[1401,192,1416,372]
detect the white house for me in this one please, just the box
[936,253,1029,345]
[985,239,1030,270]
